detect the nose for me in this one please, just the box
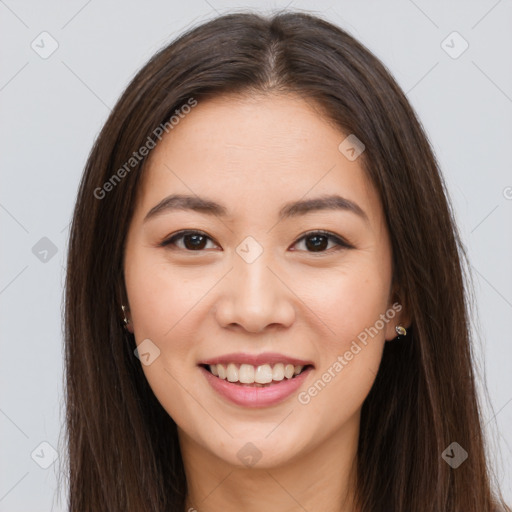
[214,254,296,333]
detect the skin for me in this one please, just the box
[123,93,409,512]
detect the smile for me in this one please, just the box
[199,353,314,407]
[205,363,308,386]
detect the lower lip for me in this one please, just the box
[200,366,313,408]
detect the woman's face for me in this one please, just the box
[123,93,402,468]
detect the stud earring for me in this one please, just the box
[121,305,130,329]
[395,325,407,338]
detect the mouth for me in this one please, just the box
[200,362,313,387]
[198,353,314,408]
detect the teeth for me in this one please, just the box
[226,363,239,382]
[272,363,284,381]
[217,364,226,380]
[239,364,255,384]
[208,362,305,384]
[284,364,295,379]
[254,364,273,384]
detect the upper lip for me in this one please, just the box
[200,352,314,367]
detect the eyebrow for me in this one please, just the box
[143,193,369,223]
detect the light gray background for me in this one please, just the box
[1,0,511,510]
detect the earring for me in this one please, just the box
[121,305,130,329]
[395,325,407,338]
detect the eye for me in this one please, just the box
[160,230,219,251]
[160,229,352,254]
[291,230,352,254]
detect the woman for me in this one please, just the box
[63,10,511,512]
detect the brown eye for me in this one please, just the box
[181,233,208,250]
[304,234,329,251]
[292,231,351,253]
[160,231,218,251]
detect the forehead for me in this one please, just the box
[135,93,381,225]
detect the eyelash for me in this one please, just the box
[159,229,353,254]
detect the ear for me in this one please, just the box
[384,286,412,342]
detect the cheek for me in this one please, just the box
[124,253,206,431]
[297,254,392,348]
[293,257,391,422]
[123,246,237,406]
[123,251,206,407]
[125,250,215,342]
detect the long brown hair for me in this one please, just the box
[61,11,510,511]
